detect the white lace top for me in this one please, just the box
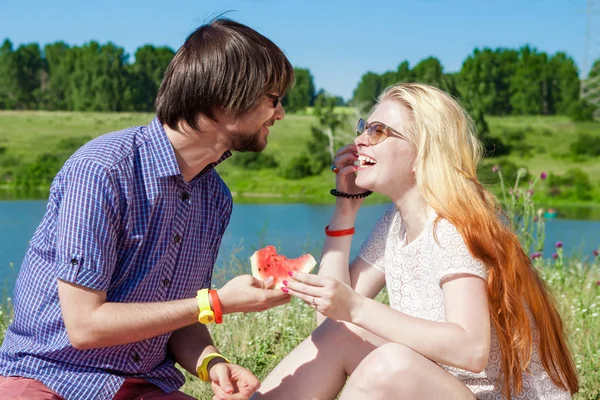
[358,205,571,400]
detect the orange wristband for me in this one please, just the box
[325,225,355,237]
[209,290,223,324]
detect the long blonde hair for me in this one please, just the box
[377,83,578,398]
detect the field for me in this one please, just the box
[0,111,599,211]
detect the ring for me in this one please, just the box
[311,296,316,307]
[330,165,339,174]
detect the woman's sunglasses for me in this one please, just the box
[356,118,405,145]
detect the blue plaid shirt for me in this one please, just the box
[0,117,232,399]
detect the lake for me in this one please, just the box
[1,200,599,296]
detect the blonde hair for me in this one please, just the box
[376,83,578,398]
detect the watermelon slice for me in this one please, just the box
[250,245,317,289]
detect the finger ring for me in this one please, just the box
[311,296,316,307]
[330,165,339,174]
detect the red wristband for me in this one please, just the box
[325,225,355,237]
[209,290,223,324]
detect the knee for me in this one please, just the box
[311,319,367,344]
[351,343,421,394]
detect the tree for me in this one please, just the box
[13,43,44,109]
[0,39,18,109]
[284,67,315,113]
[67,42,129,111]
[282,92,349,179]
[510,46,549,115]
[412,57,446,89]
[43,42,72,110]
[547,52,580,115]
[351,72,382,112]
[309,92,344,167]
[396,61,414,84]
[459,48,518,115]
[127,45,174,111]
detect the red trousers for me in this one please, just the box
[0,376,196,399]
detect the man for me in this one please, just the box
[0,18,294,400]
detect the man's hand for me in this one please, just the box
[209,362,260,400]
[217,275,290,314]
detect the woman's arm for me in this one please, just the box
[286,272,490,373]
[352,274,491,372]
[315,206,386,324]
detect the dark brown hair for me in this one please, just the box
[156,18,294,131]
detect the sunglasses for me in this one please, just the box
[265,94,282,108]
[356,118,405,145]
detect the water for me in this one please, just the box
[1,201,600,295]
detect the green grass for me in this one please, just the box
[3,259,597,398]
[0,111,599,209]
[487,116,600,183]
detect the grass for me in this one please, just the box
[0,111,599,209]
[183,262,600,399]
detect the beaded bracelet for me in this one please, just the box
[329,188,373,199]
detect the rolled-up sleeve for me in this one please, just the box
[55,160,120,292]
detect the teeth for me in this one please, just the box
[358,155,377,164]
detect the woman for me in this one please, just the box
[252,83,578,399]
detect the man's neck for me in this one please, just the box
[163,123,228,182]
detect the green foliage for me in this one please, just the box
[351,46,587,119]
[282,92,347,180]
[0,36,592,120]
[351,71,383,112]
[501,128,538,158]
[13,135,91,189]
[478,159,528,186]
[230,152,279,170]
[546,168,594,201]
[126,45,175,112]
[459,48,518,115]
[0,39,174,112]
[570,134,600,158]
[570,100,596,122]
[283,68,315,113]
[281,153,315,180]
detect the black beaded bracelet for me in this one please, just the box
[330,188,373,199]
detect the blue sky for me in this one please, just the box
[0,0,588,100]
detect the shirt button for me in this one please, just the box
[180,192,190,202]
[163,278,170,287]
[173,234,181,244]
[70,258,78,266]
[132,353,140,363]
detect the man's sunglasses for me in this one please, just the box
[356,118,405,145]
[266,94,282,108]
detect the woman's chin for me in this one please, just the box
[354,175,374,192]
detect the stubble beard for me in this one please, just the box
[230,128,267,152]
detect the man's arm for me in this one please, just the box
[58,280,198,350]
[58,274,290,350]
[168,323,225,376]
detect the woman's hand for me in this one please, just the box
[332,143,362,195]
[282,271,364,323]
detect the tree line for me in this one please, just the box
[0,38,596,120]
[352,47,596,121]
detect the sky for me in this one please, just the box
[0,0,590,100]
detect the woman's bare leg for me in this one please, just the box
[252,318,387,400]
[340,343,475,400]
